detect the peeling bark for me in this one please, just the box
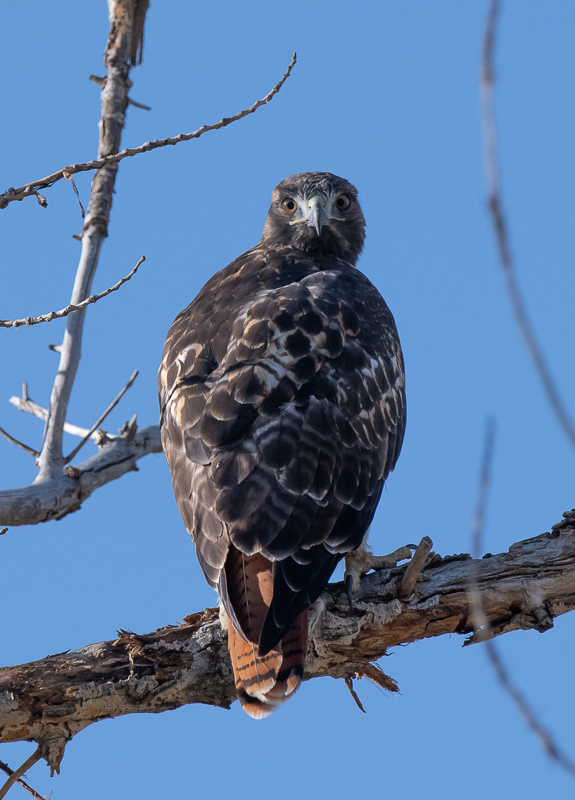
[2,519,574,757]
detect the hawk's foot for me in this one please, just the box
[344,543,416,608]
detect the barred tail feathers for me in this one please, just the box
[223,547,308,718]
[228,610,308,719]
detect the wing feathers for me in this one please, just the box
[159,242,406,718]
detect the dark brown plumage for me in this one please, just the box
[159,172,406,718]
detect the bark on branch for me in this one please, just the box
[0,53,296,211]
[36,0,140,483]
[2,519,574,771]
[0,423,161,527]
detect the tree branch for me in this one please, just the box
[0,256,144,329]
[9,387,118,442]
[0,428,38,459]
[0,423,161,527]
[63,369,138,463]
[0,758,45,800]
[35,0,143,483]
[480,0,575,450]
[0,52,297,211]
[2,521,574,755]
[0,749,41,800]
[469,418,575,777]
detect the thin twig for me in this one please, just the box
[0,760,45,800]
[0,53,297,210]
[9,390,118,441]
[0,256,144,328]
[469,416,575,777]
[63,370,138,463]
[0,748,42,800]
[0,427,39,458]
[481,0,575,450]
[484,641,575,776]
[63,171,85,218]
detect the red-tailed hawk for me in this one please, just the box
[159,172,407,718]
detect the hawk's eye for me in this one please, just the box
[335,194,350,210]
[282,198,297,214]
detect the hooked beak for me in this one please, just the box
[306,196,328,236]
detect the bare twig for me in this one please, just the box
[481,0,575,450]
[398,536,433,599]
[63,370,138,463]
[90,74,151,110]
[0,53,297,210]
[9,389,117,441]
[469,416,575,777]
[0,256,144,329]
[483,644,575,776]
[2,523,575,745]
[63,172,85,218]
[0,748,41,800]
[0,759,45,800]
[0,427,39,458]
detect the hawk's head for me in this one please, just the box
[261,172,366,264]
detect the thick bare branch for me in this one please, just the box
[481,0,575,449]
[2,522,574,751]
[0,256,144,329]
[36,0,144,483]
[0,424,161,527]
[0,53,297,210]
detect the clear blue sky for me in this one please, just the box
[2,1,575,798]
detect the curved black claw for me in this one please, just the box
[345,573,354,610]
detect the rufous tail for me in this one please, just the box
[228,609,308,719]
[224,549,308,719]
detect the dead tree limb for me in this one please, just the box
[0,423,161,527]
[0,53,296,211]
[35,0,143,486]
[2,520,574,774]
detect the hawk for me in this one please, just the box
[159,172,409,718]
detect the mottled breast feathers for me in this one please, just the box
[159,172,406,717]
